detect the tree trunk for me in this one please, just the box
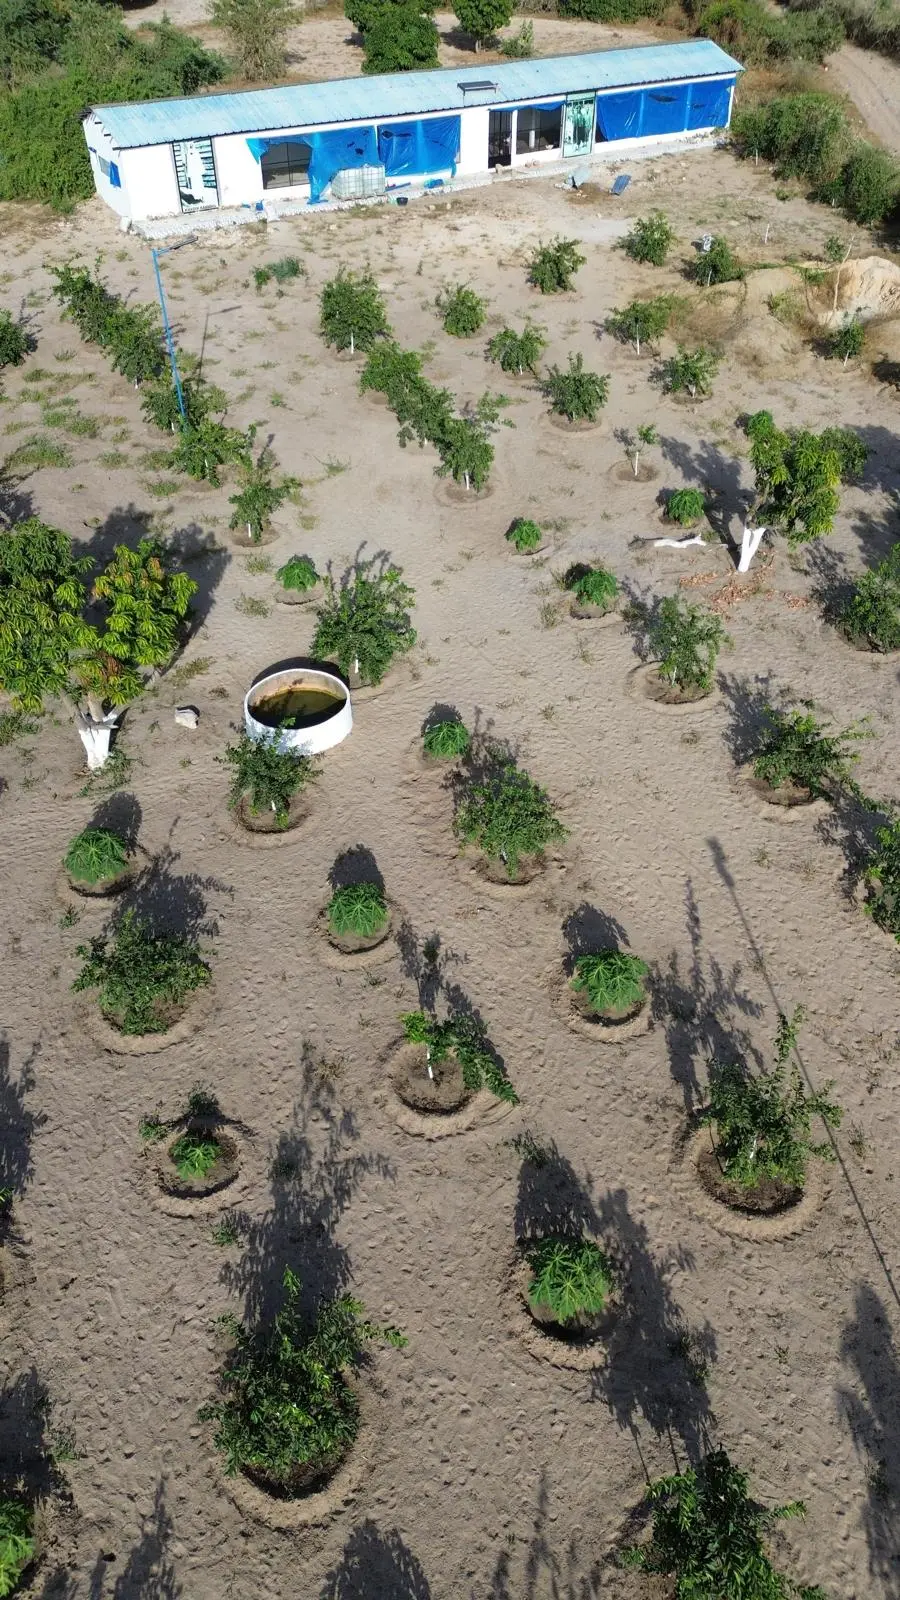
[74,704,120,771]
[350,330,355,355]
[738,523,767,573]
[635,335,641,356]
[632,451,640,478]
[654,532,706,549]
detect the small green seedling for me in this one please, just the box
[327,882,388,940]
[565,565,618,612]
[253,257,304,291]
[506,518,543,552]
[663,346,720,399]
[827,316,865,366]
[170,1130,220,1181]
[400,1009,517,1102]
[526,1236,614,1325]
[64,827,129,885]
[570,950,648,1016]
[423,719,470,759]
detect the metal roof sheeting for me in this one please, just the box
[91,41,741,149]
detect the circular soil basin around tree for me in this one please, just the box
[82,982,213,1057]
[152,1120,241,1214]
[433,478,496,508]
[673,1125,828,1243]
[343,660,409,702]
[222,1378,374,1532]
[628,662,720,713]
[228,523,280,550]
[553,968,651,1044]
[547,413,602,435]
[274,583,326,609]
[457,848,549,899]
[507,1252,616,1371]
[385,1041,514,1140]
[608,460,659,484]
[57,844,152,909]
[832,625,900,662]
[228,789,312,847]
[569,600,621,626]
[315,904,396,971]
[736,764,831,823]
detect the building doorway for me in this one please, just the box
[488,110,512,168]
[563,94,596,158]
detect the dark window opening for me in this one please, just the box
[488,109,512,169]
[516,105,562,155]
[261,141,312,189]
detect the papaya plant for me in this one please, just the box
[505,518,542,552]
[277,555,319,593]
[570,951,648,1016]
[526,1236,614,1325]
[327,882,388,939]
[64,826,129,886]
[751,705,866,797]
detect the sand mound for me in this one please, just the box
[810,255,900,326]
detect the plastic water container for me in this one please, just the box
[331,164,386,200]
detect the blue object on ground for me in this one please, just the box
[611,173,631,195]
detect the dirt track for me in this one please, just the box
[828,42,900,154]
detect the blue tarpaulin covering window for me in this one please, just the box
[596,77,733,142]
[641,83,690,136]
[596,90,643,140]
[686,77,733,130]
[109,161,121,187]
[247,126,378,201]
[377,115,460,178]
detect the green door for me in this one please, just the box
[563,93,596,158]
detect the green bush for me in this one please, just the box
[649,596,729,694]
[840,141,900,224]
[827,315,865,365]
[558,0,661,15]
[253,256,304,291]
[732,91,851,188]
[525,1236,614,1324]
[837,544,900,652]
[752,704,865,796]
[277,555,320,592]
[0,517,95,712]
[73,907,211,1035]
[666,487,706,526]
[327,882,388,939]
[455,754,567,878]
[65,827,129,885]
[201,1267,405,1490]
[434,414,494,491]
[622,211,673,266]
[50,263,165,383]
[691,237,744,287]
[453,0,513,44]
[527,237,585,294]
[140,375,219,434]
[228,444,295,541]
[863,818,900,940]
[487,323,545,375]
[436,284,485,337]
[170,1129,220,1180]
[320,268,391,354]
[624,1447,826,1600]
[0,1496,34,1598]
[505,517,543,552]
[565,564,618,610]
[744,409,859,551]
[697,0,842,64]
[423,718,470,759]
[362,5,439,71]
[0,310,29,368]
[312,563,416,685]
[701,1008,841,1189]
[605,295,672,355]
[500,19,533,55]
[170,418,248,486]
[219,730,318,826]
[81,539,197,706]
[662,346,720,398]
[400,1009,518,1102]
[570,950,648,1016]
[543,354,609,422]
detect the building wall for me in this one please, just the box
[121,145,181,221]
[82,112,129,218]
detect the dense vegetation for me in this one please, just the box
[732,89,900,224]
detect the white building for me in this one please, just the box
[84,40,741,224]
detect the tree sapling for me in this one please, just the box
[570,950,648,1018]
[526,1236,615,1327]
[543,355,609,423]
[422,718,470,759]
[219,730,318,827]
[648,597,729,698]
[527,237,585,294]
[312,563,416,685]
[454,754,567,878]
[505,518,543,552]
[487,323,546,376]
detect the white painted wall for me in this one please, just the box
[458,106,489,176]
[121,144,180,221]
[82,113,129,218]
[215,133,265,208]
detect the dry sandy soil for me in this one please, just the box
[828,41,900,156]
[1,138,900,1600]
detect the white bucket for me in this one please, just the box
[243,667,352,755]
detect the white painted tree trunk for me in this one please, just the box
[74,705,120,770]
[653,532,706,550]
[738,523,768,573]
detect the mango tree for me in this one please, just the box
[738,411,865,573]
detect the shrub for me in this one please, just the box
[313,563,416,685]
[649,596,729,693]
[435,415,494,491]
[81,539,197,706]
[558,0,662,16]
[423,718,470,758]
[701,1008,840,1189]
[570,950,648,1015]
[228,444,295,542]
[0,517,96,712]
[140,375,221,434]
[0,311,29,369]
[525,1236,614,1324]
[752,704,865,796]
[500,19,533,55]
[170,1129,220,1181]
[622,422,658,477]
[819,425,868,482]
[359,340,423,406]
[666,487,706,526]
[697,0,842,65]
[527,237,586,294]
[732,91,851,189]
[455,754,567,877]
[565,564,618,610]
[0,1496,34,1598]
[362,5,439,71]
[209,0,299,79]
[436,284,485,337]
[826,315,865,365]
[743,410,857,555]
[543,354,609,423]
[605,296,672,355]
[505,517,542,553]
[691,237,744,286]
[219,730,318,825]
[200,1267,406,1489]
[277,555,320,592]
[400,1009,518,1102]
[73,907,210,1035]
[327,882,388,939]
[837,544,900,652]
[487,323,545,375]
[64,827,129,885]
[863,818,900,941]
[840,141,900,225]
[622,211,673,266]
[662,346,720,398]
[253,256,303,290]
[453,0,513,46]
[320,268,391,354]
[170,418,248,486]
[624,1447,826,1599]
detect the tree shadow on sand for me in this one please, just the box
[321,1520,432,1600]
[561,902,629,959]
[395,922,465,1013]
[717,670,785,766]
[482,1468,602,1600]
[514,1135,599,1242]
[39,1479,181,1599]
[115,836,230,940]
[0,1036,43,1234]
[837,1284,900,1591]
[221,1045,394,1325]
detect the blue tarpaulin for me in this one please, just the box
[686,77,734,130]
[596,77,734,141]
[247,126,378,201]
[377,115,460,179]
[641,83,690,136]
[596,90,643,140]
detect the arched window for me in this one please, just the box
[261,142,312,190]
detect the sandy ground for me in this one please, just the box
[828,41,900,155]
[1,146,900,1600]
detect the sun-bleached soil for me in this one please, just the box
[1,135,900,1600]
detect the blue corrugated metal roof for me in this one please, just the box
[91,41,741,149]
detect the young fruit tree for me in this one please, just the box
[362,5,439,70]
[435,415,494,492]
[691,235,744,287]
[543,354,609,423]
[208,0,300,79]
[751,704,866,799]
[662,345,720,398]
[527,237,586,294]
[320,268,391,354]
[836,542,900,652]
[525,1237,614,1326]
[737,410,866,573]
[312,562,416,685]
[648,597,729,696]
[453,0,512,47]
[454,753,567,879]
[228,444,296,542]
[436,283,486,337]
[219,731,319,827]
[0,310,29,369]
[487,323,546,376]
[605,296,672,356]
[619,423,658,478]
[170,417,249,486]
[863,818,900,942]
[826,314,865,366]
[622,211,673,266]
[400,1009,517,1100]
[73,907,211,1036]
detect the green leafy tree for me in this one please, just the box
[436,284,486,336]
[827,315,865,366]
[219,730,318,826]
[320,268,391,355]
[104,302,165,385]
[570,950,648,1016]
[0,1496,34,1599]
[505,517,542,552]
[544,354,609,423]
[738,409,862,572]
[837,544,900,652]
[0,517,96,712]
[863,818,900,941]
[228,444,296,542]
[65,826,129,886]
[401,1008,518,1101]
[0,310,29,369]
[700,1008,841,1190]
[487,323,546,375]
[691,236,744,287]
[312,563,416,684]
[528,237,586,294]
[360,341,424,407]
[662,345,720,398]
[624,1447,827,1600]
[0,0,67,86]
[362,5,439,71]
[621,422,658,477]
[346,0,434,32]
[840,142,900,226]
[565,564,618,611]
[649,596,728,694]
[752,704,865,797]
[207,0,300,79]
[423,718,470,758]
[80,539,197,706]
[141,375,221,434]
[328,881,388,938]
[435,416,494,491]
[455,753,567,878]
[623,211,673,266]
[500,18,533,56]
[606,296,672,355]
[73,907,211,1035]
[453,0,512,46]
[170,1129,220,1180]
[200,1267,406,1489]
[277,555,320,593]
[170,417,248,486]
[526,1237,614,1325]
[666,487,706,526]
